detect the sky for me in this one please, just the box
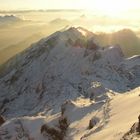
[0,0,140,11]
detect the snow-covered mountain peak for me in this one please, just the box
[0,27,140,140]
[0,27,139,118]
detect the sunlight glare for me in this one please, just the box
[83,0,132,16]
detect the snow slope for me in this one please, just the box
[86,87,140,140]
[0,88,140,140]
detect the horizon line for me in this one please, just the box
[0,9,85,13]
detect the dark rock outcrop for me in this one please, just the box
[121,115,140,140]
[0,115,5,126]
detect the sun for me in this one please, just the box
[83,0,132,16]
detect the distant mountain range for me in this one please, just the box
[0,15,21,23]
[0,9,83,14]
[94,29,140,57]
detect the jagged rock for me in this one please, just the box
[61,100,75,116]
[74,38,86,48]
[137,115,140,133]
[0,116,48,140]
[0,115,5,126]
[87,82,108,101]
[41,124,62,140]
[40,103,69,140]
[58,116,69,135]
[40,116,69,139]
[88,116,100,129]
[121,115,140,140]
[86,38,99,50]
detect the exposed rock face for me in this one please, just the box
[89,116,100,129]
[0,116,47,139]
[0,115,5,126]
[40,116,69,140]
[40,124,63,140]
[40,102,69,140]
[121,115,140,140]
[137,115,140,133]
[86,82,108,101]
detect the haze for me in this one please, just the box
[0,0,140,64]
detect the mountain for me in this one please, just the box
[0,27,140,140]
[95,29,140,57]
[0,15,21,22]
[49,18,71,26]
[0,33,43,65]
[0,15,22,27]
